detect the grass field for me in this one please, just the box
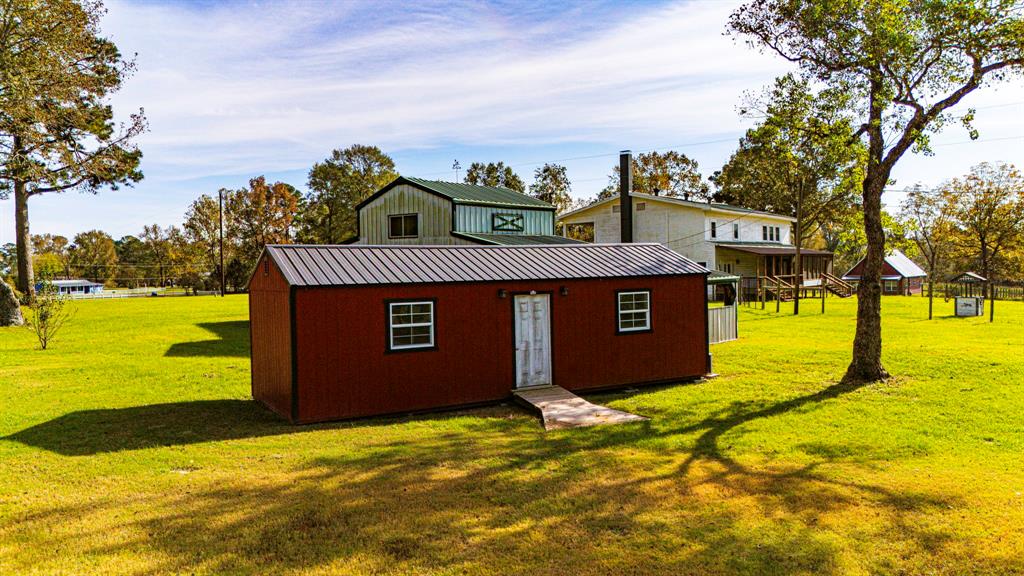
[1,294,1022,575]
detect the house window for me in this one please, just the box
[617,290,651,333]
[774,226,781,242]
[388,301,434,350]
[636,202,646,211]
[711,221,717,238]
[762,226,768,241]
[388,214,419,239]
[883,280,899,293]
[697,261,708,268]
[733,223,739,239]
[722,263,734,274]
[612,205,621,213]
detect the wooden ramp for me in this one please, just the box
[513,386,647,430]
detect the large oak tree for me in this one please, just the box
[730,0,1024,382]
[0,0,146,299]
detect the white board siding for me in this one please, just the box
[559,198,714,268]
[358,184,456,245]
[455,205,554,235]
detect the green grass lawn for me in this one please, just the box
[1,294,1022,575]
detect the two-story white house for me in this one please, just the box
[558,190,833,300]
[354,176,581,246]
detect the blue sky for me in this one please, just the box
[1,0,1022,244]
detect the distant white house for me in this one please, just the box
[558,189,834,301]
[42,279,105,297]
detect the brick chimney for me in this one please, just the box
[619,150,632,243]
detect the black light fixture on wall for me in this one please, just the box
[498,289,508,299]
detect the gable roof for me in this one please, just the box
[261,243,707,287]
[842,248,927,279]
[557,192,796,222]
[357,176,555,211]
[885,249,927,278]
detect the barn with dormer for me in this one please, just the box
[354,176,580,246]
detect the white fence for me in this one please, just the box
[708,305,738,344]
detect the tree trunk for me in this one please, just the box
[14,180,34,301]
[845,75,889,383]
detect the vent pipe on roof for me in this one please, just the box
[620,150,633,243]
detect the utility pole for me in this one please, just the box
[219,189,226,297]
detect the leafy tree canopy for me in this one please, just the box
[464,162,525,193]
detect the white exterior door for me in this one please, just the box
[514,294,552,389]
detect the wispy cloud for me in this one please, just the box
[106,0,791,180]
[1,0,1020,244]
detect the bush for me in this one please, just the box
[25,278,73,350]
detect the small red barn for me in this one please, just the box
[842,249,927,295]
[248,243,710,424]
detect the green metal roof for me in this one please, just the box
[403,177,554,210]
[453,232,584,246]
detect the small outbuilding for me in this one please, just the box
[248,243,711,424]
[842,249,927,295]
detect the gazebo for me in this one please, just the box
[948,272,986,317]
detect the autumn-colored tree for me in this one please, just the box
[168,226,207,294]
[942,162,1024,287]
[0,0,146,300]
[529,163,573,213]
[138,225,173,286]
[226,177,299,272]
[900,185,953,319]
[599,151,709,201]
[184,194,229,291]
[464,162,526,193]
[70,230,118,284]
[730,0,1024,382]
[297,145,397,243]
[32,234,72,278]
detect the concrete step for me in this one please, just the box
[513,385,647,430]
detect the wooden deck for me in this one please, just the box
[513,386,647,430]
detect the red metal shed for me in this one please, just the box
[248,243,710,424]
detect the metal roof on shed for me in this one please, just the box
[263,243,707,287]
[356,176,554,211]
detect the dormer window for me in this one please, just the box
[733,223,739,239]
[711,221,717,238]
[389,214,419,239]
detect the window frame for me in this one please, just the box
[616,289,652,334]
[710,221,717,238]
[762,225,768,241]
[733,223,739,239]
[388,213,419,239]
[385,299,436,352]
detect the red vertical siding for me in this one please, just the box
[292,275,707,423]
[248,254,293,420]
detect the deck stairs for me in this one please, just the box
[512,385,647,430]
[764,276,795,302]
[822,273,855,298]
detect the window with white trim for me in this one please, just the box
[388,301,434,350]
[711,221,717,238]
[733,223,739,239]
[617,291,651,332]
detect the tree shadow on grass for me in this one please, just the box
[164,320,250,357]
[4,400,527,456]
[4,377,1006,574]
